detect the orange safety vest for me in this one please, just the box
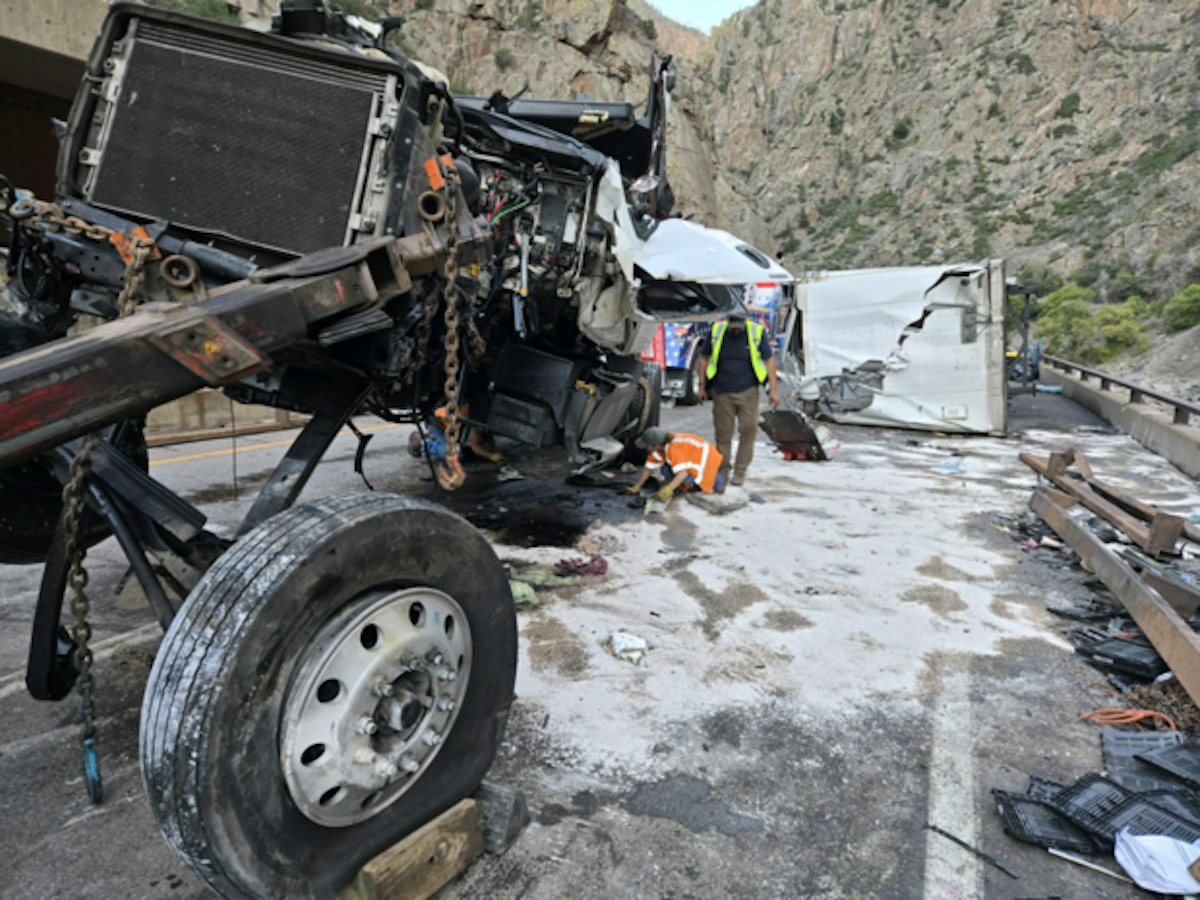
[646,432,724,493]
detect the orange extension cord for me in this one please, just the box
[1079,707,1178,731]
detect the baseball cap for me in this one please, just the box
[635,426,669,449]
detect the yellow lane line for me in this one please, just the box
[149,422,403,467]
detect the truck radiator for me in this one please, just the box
[77,18,396,255]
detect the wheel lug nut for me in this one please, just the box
[436,666,456,682]
[354,747,377,765]
[437,697,456,712]
[373,680,394,697]
[422,730,441,746]
[400,755,420,773]
[356,715,378,735]
[375,759,399,779]
[426,650,444,665]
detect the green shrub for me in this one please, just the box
[1163,284,1200,331]
[494,47,514,69]
[1055,92,1082,119]
[641,17,658,39]
[829,106,845,136]
[1035,284,1098,360]
[1095,304,1143,360]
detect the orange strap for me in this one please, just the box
[1079,707,1177,731]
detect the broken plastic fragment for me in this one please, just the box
[602,631,650,665]
[939,456,966,475]
[509,580,539,607]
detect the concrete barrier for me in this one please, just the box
[1041,367,1200,479]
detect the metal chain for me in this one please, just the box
[7,187,157,803]
[62,432,103,802]
[440,163,464,461]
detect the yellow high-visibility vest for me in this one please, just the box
[706,320,767,383]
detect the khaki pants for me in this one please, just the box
[712,386,759,477]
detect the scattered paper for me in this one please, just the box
[602,631,650,665]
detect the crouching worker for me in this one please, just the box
[625,427,725,502]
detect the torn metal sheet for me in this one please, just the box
[776,261,1007,433]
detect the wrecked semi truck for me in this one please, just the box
[0,3,779,896]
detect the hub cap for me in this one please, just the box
[280,586,471,827]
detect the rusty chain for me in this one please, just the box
[439,162,464,463]
[6,186,158,803]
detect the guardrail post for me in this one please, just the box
[1100,378,1111,391]
[1130,389,1143,405]
[1175,407,1191,426]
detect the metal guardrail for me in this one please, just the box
[1043,354,1199,426]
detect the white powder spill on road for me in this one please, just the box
[496,427,1200,779]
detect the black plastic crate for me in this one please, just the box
[1047,773,1132,836]
[1024,776,1065,803]
[1139,789,1200,827]
[1088,794,1200,845]
[993,790,1099,854]
[1074,637,1168,679]
[1136,737,1200,789]
[1101,729,1186,791]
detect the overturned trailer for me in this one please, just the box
[776,261,1008,434]
[0,3,779,897]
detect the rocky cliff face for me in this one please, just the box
[390,0,1199,297]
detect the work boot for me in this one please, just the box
[731,471,746,486]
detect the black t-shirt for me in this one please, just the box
[700,325,773,395]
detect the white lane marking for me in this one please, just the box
[923,663,980,900]
[0,622,162,702]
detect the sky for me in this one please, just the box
[644,0,754,34]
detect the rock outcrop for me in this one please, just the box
[390,0,1199,296]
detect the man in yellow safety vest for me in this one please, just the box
[696,312,779,488]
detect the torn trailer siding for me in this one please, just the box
[778,261,1007,434]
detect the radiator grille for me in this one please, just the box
[88,21,389,254]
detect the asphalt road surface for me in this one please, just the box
[2,392,1198,899]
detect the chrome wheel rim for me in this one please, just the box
[280,586,472,827]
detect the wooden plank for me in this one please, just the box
[337,799,484,900]
[1030,489,1200,707]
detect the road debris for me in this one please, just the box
[1022,448,1187,555]
[939,456,966,475]
[1114,830,1200,893]
[683,492,749,515]
[1047,847,1133,883]
[554,554,608,576]
[601,631,651,665]
[509,580,539,608]
[759,409,840,461]
[924,823,1020,878]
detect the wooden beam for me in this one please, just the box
[1030,489,1200,707]
[1020,452,1185,556]
[336,799,484,900]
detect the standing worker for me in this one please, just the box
[696,311,779,488]
[625,427,725,501]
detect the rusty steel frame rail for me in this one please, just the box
[1042,354,1200,427]
[0,226,485,467]
[1020,449,1186,556]
[1030,488,1200,708]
